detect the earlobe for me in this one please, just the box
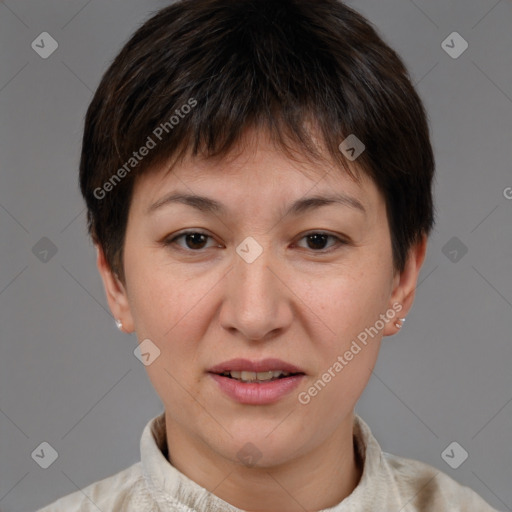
[95,244,135,333]
[383,235,428,337]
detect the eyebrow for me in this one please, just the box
[146,191,366,217]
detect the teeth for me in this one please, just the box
[221,370,292,382]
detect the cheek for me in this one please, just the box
[296,260,391,399]
[123,243,185,328]
[124,254,217,366]
[299,273,385,416]
[300,261,391,339]
[125,263,209,402]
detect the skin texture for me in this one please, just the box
[96,130,427,511]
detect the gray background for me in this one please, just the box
[0,0,511,511]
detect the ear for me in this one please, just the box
[95,244,135,333]
[383,234,428,337]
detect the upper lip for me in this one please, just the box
[208,358,305,374]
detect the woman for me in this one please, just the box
[38,0,498,510]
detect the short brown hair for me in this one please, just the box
[79,0,435,282]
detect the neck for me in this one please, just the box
[164,411,363,511]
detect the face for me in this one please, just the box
[98,131,425,468]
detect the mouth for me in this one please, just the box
[215,370,304,383]
[207,360,306,405]
[207,358,306,383]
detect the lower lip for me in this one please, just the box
[208,373,305,405]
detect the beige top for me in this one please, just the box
[37,412,498,511]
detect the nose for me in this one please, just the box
[219,240,293,341]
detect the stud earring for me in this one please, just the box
[115,318,123,331]
[395,318,406,329]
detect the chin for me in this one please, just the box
[214,427,305,468]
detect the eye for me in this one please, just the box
[163,230,348,253]
[164,230,219,251]
[295,231,347,252]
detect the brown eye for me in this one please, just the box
[305,233,330,250]
[165,231,216,251]
[296,232,347,252]
[182,233,209,250]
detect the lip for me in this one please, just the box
[209,373,306,405]
[207,358,305,374]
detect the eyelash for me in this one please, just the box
[163,230,348,254]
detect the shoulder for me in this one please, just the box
[382,451,498,511]
[35,462,151,511]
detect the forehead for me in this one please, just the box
[131,130,383,221]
